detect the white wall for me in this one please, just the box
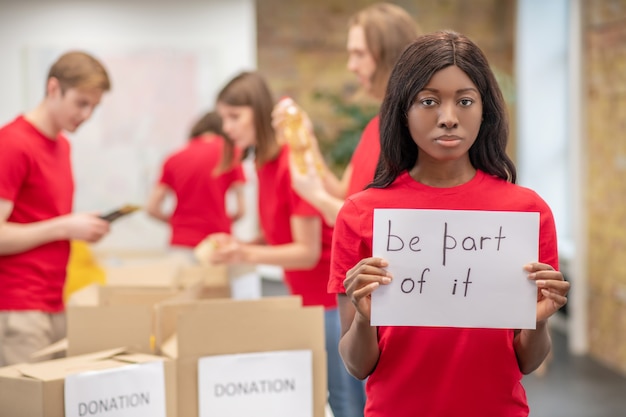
[516,0,570,253]
[0,0,257,251]
[0,0,256,117]
[516,0,587,354]
[566,0,587,356]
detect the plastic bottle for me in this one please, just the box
[277,97,322,174]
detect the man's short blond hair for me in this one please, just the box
[47,51,111,92]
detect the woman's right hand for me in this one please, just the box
[343,257,393,322]
[272,98,327,174]
[289,152,326,201]
[271,97,314,135]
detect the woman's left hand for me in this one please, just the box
[525,262,570,323]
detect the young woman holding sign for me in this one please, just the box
[328,31,570,417]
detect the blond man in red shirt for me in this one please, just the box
[0,51,111,366]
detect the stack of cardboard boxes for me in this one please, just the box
[0,254,326,417]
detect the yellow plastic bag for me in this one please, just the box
[64,241,106,303]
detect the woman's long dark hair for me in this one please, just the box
[372,30,516,188]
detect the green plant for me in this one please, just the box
[311,89,378,173]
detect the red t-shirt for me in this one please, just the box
[347,115,380,196]
[0,116,74,312]
[329,170,559,417]
[257,145,336,308]
[159,135,245,247]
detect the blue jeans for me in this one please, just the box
[325,308,366,417]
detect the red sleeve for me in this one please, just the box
[0,137,29,202]
[537,198,559,271]
[290,187,320,217]
[347,115,380,196]
[328,198,369,294]
[223,164,246,188]
[158,158,174,187]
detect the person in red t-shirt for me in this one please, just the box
[146,110,246,253]
[330,31,571,417]
[0,51,112,366]
[273,3,421,226]
[204,71,364,417]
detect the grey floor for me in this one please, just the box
[524,330,626,417]
[261,278,626,417]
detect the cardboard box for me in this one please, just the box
[39,266,235,361]
[0,348,177,417]
[104,257,187,288]
[178,264,229,288]
[178,264,233,299]
[69,264,257,358]
[99,284,182,305]
[157,296,327,417]
[67,304,154,357]
[66,280,213,357]
[102,258,236,298]
[36,261,237,361]
[93,249,172,267]
[154,296,303,355]
[65,282,100,307]
[31,294,161,361]
[33,302,160,361]
[67,260,233,307]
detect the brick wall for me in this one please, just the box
[584,0,626,374]
[257,0,517,164]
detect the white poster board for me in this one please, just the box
[64,361,167,417]
[372,209,540,329]
[198,350,313,417]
